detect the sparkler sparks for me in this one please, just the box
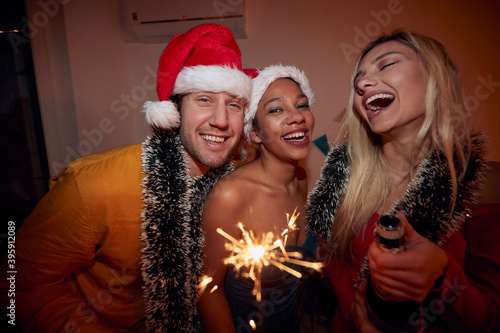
[197,275,213,298]
[197,275,219,299]
[281,207,300,247]
[216,208,324,302]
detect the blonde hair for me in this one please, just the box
[331,29,472,260]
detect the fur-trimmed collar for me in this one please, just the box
[140,128,233,332]
[307,133,487,254]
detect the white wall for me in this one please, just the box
[26,0,500,189]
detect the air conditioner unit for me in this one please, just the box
[120,0,246,43]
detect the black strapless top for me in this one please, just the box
[224,243,315,333]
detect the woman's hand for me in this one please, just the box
[368,212,449,303]
[350,281,383,333]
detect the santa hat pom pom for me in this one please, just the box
[142,101,180,129]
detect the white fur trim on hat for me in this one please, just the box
[173,65,252,101]
[142,100,181,129]
[244,65,315,141]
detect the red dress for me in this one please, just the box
[324,203,500,332]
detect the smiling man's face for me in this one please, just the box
[179,91,244,173]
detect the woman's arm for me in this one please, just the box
[198,181,243,333]
[364,206,500,332]
[428,204,500,332]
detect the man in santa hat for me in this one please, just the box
[0,24,251,332]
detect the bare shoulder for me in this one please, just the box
[202,167,260,230]
[206,168,257,204]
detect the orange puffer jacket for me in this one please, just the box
[0,144,146,332]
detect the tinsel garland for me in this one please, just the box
[140,128,233,332]
[306,134,487,283]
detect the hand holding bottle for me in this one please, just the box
[368,212,449,303]
[375,214,405,253]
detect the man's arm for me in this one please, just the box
[1,168,100,332]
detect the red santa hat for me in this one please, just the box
[243,65,315,140]
[143,24,252,129]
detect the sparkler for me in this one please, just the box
[197,275,220,300]
[281,207,300,247]
[216,208,324,302]
[249,319,257,330]
[197,275,213,298]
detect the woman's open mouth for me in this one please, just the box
[365,93,394,114]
